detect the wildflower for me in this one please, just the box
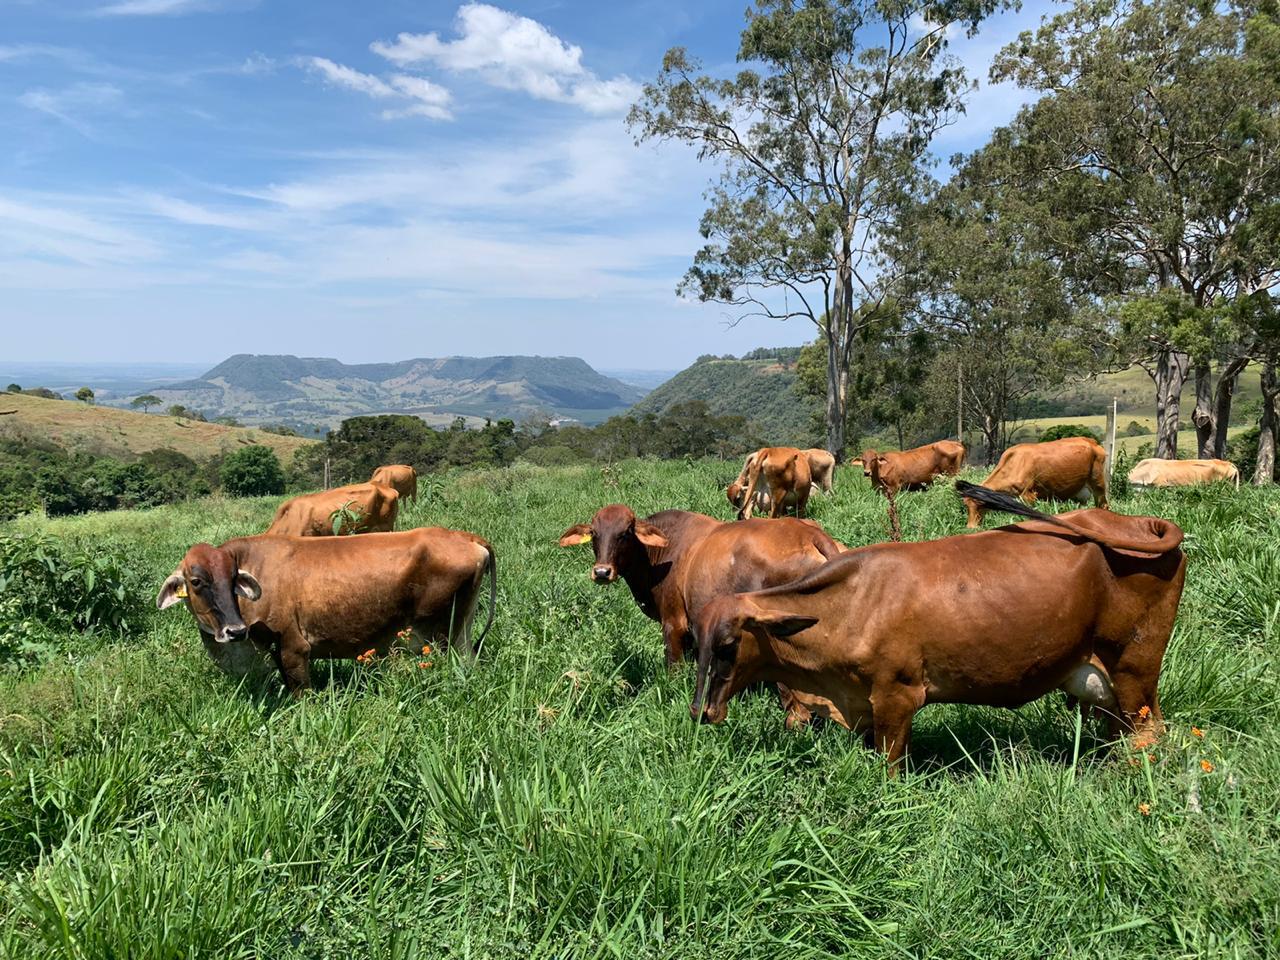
[1137,705,1151,720]
[1147,753,1157,764]
[1200,759,1215,773]
[1191,726,1204,738]
[1138,802,1151,816]
[421,645,432,655]
[418,662,429,669]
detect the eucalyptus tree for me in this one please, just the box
[629,0,1007,457]
[991,0,1280,459]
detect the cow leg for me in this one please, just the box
[778,684,813,729]
[795,485,810,519]
[869,683,919,775]
[1088,460,1109,511]
[661,618,689,670]
[767,483,786,519]
[274,639,312,696]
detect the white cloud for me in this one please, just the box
[301,57,452,121]
[371,3,639,115]
[17,82,123,135]
[93,0,243,16]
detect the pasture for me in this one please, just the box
[1,460,1278,958]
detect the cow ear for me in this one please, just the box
[157,570,187,610]
[558,524,592,547]
[234,570,262,601]
[749,610,819,638]
[633,521,669,549]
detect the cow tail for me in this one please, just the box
[739,457,762,520]
[955,481,1183,555]
[474,543,497,653]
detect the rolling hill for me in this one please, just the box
[117,354,647,429]
[0,391,315,464]
[629,353,821,444]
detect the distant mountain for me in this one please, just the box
[598,368,680,391]
[630,351,821,444]
[121,354,648,428]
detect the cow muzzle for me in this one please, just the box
[216,623,249,644]
[591,565,616,584]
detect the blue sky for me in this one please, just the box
[1,0,1054,370]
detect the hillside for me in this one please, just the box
[630,354,820,443]
[124,354,647,428]
[0,391,315,464]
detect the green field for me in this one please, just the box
[2,462,1278,957]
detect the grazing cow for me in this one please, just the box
[157,528,496,693]
[558,505,843,671]
[804,448,837,494]
[965,436,1107,528]
[371,464,418,502]
[733,447,813,520]
[266,482,399,537]
[860,440,965,496]
[691,482,1186,771]
[1128,458,1240,490]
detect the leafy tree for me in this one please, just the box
[166,404,206,421]
[630,0,1008,458]
[220,446,285,498]
[991,0,1280,458]
[5,384,20,393]
[131,394,161,413]
[74,387,94,404]
[1039,424,1101,443]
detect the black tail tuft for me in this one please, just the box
[955,480,1053,523]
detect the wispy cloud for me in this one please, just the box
[17,82,124,136]
[301,56,452,120]
[371,3,640,115]
[92,0,249,16]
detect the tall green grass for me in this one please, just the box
[1,461,1277,958]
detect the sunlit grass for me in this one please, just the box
[1,460,1277,957]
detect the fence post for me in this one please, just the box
[1107,397,1118,476]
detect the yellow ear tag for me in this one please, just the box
[175,584,188,599]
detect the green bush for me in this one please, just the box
[220,445,285,497]
[0,534,142,669]
[1039,423,1102,443]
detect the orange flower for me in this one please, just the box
[1147,753,1157,764]
[1138,802,1151,816]
[1137,705,1151,720]
[425,661,433,668]
[1200,759,1215,773]
[418,662,428,669]
[421,645,432,655]
[1191,726,1204,738]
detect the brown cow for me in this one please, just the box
[691,482,1186,771]
[860,440,965,496]
[804,448,836,494]
[157,528,496,693]
[965,436,1107,528]
[558,505,843,671]
[1128,458,1240,490]
[371,464,418,502]
[266,482,399,537]
[733,447,812,520]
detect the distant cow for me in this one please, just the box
[558,505,843,675]
[861,440,966,497]
[157,528,496,693]
[371,464,418,502]
[965,436,1107,528]
[691,482,1186,772]
[804,448,836,494]
[1128,458,1240,490]
[266,482,399,537]
[730,447,812,520]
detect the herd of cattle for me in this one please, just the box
[156,435,1240,769]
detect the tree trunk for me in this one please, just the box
[1255,362,1278,485]
[1211,356,1248,459]
[824,327,846,460]
[981,412,999,465]
[1191,360,1213,458]
[1153,348,1190,459]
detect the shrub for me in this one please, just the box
[0,534,142,669]
[220,445,285,497]
[1039,424,1102,443]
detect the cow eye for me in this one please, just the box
[189,577,202,589]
